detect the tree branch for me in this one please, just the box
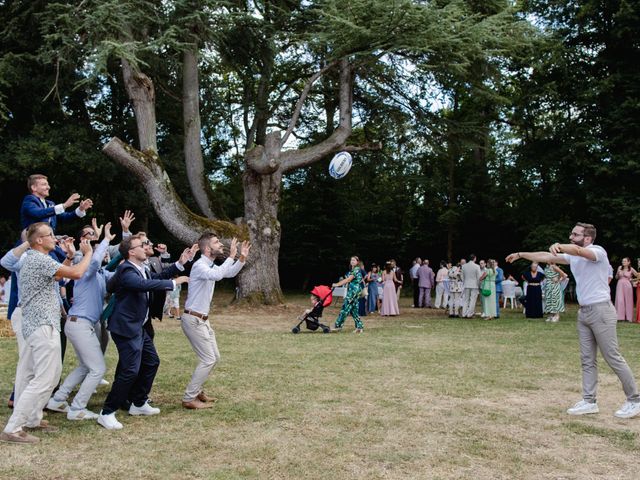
[102,137,241,243]
[280,59,353,173]
[280,59,339,148]
[182,47,217,219]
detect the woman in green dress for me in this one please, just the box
[543,263,568,322]
[332,256,364,333]
[481,259,497,319]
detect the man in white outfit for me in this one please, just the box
[506,222,640,419]
[461,254,481,318]
[180,233,251,409]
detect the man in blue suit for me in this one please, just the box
[8,174,93,321]
[97,235,189,430]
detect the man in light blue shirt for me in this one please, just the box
[47,223,116,420]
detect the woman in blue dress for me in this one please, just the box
[332,256,364,333]
[366,264,380,313]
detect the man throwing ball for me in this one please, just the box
[506,222,640,419]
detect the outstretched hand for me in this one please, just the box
[103,222,116,242]
[91,218,104,239]
[79,198,93,212]
[60,237,76,257]
[79,239,92,256]
[229,238,238,259]
[119,210,135,233]
[175,276,189,285]
[63,193,80,209]
[239,241,251,259]
[505,253,519,263]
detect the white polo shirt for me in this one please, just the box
[559,244,610,306]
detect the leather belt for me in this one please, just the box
[528,283,540,286]
[184,309,208,320]
[69,316,77,322]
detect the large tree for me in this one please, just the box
[38,0,530,302]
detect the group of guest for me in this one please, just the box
[519,261,568,322]
[0,174,250,444]
[612,257,640,323]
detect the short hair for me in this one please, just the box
[576,222,597,241]
[77,225,94,241]
[27,174,47,192]
[468,254,476,262]
[135,231,147,238]
[198,232,218,253]
[26,222,49,245]
[119,234,142,260]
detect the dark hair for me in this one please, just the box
[119,234,142,260]
[576,222,597,241]
[77,225,94,241]
[468,254,476,262]
[622,257,632,271]
[385,262,393,273]
[198,232,218,253]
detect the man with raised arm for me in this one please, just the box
[97,235,189,430]
[180,234,250,409]
[506,222,640,419]
[0,223,93,444]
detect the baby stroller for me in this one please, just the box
[291,285,333,334]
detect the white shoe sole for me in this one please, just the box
[97,417,123,430]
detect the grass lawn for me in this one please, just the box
[1,292,640,479]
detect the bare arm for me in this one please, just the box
[549,243,597,261]
[505,251,570,265]
[55,240,93,280]
[333,274,355,287]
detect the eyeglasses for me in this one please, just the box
[142,240,152,246]
[39,232,55,239]
[82,231,97,238]
[129,244,144,251]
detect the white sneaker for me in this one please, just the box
[99,378,110,386]
[97,411,123,430]
[46,398,69,413]
[129,400,160,416]
[67,409,99,421]
[614,401,640,419]
[567,399,599,415]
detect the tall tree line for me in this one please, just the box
[1,1,638,291]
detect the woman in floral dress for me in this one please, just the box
[332,256,364,333]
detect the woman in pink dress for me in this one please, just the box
[380,262,400,316]
[615,257,637,321]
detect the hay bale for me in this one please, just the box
[0,317,15,338]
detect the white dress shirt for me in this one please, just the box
[184,256,245,315]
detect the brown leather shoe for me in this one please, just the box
[24,420,58,433]
[0,431,40,444]
[182,399,214,410]
[197,391,217,403]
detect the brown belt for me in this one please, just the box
[69,316,77,322]
[184,309,209,320]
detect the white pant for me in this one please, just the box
[181,313,220,402]
[4,325,62,433]
[53,317,106,412]
[449,292,462,315]
[462,288,480,318]
[434,283,448,308]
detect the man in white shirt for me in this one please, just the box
[506,222,640,419]
[180,233,250,409]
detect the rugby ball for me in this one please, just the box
[328,151,353,179]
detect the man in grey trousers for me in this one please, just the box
[180,233,250,409]
[506,222,640,419]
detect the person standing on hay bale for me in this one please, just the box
[506,222,640,419]
[332,256,365,333]
[180,233,250,410]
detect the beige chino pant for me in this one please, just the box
[181,313,220,402]
[4,325,62,433]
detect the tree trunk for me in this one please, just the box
[183,48,217,218]
[237,167,284,305]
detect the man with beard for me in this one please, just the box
[506,222,640,419]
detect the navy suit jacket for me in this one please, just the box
[20,194,80,231]
[107,260,177,338]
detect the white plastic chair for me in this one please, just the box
[502,281,517,309]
